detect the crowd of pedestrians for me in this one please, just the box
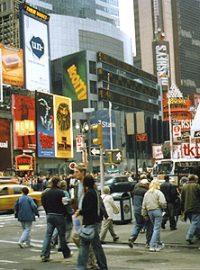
[14,165,200,268]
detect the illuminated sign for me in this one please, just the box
[22,12,50,92]
[23,4,50,21]
[15,154,33,171]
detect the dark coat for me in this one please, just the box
[132,183,148,214]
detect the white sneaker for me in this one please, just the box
[18,242,25,248]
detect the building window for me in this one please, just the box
[89,61,96,74]
[90,80,97,94]
[90,100,98,110]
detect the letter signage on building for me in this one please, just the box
[62,51,87,100]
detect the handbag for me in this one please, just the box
[79,225,95,241]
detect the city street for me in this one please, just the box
[0,210,200,270]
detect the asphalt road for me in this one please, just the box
[0,210,200,270]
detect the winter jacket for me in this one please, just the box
[132,183,148,214]
[142,189,167,216]
[101,194,119,219]
[160,181,178,203]
[15,195,38,222]
[181,182,200,214]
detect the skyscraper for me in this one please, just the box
[133,0,200,95]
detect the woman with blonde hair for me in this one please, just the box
[142,179,167,251]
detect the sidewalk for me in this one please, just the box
[104,219,200,249]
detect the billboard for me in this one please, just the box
[36,92,55,157]
[0,44,24,87]
[54,95,73,158]
[12,94,36,150]
[62,51,87,100]
[21,10,50,92]
[0,118,12,171]
[0,49,2,102]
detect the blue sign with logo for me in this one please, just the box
[30,36,44,59]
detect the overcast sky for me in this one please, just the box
[119,0,135,55]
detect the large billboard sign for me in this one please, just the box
[153,40,170,89]
[12,94,36,150]
[0,44,24,87]
[36,92,55,157]
[20,5,50,92]
[54,95,73,158]
[0,49,2,102]
[0,118,12,171]
[62,51,87,100]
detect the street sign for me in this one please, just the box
[173,125,181,138]
[90,147,101,156]
[136,133,148,142]
[194,130,200,138]
[76,135,84,152]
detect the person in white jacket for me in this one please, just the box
[142,179,167,252]
[100,186,119,243]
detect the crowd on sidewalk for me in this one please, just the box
[14,164,200,269]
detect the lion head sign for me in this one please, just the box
[54,95,73,158]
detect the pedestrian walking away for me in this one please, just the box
[100,186,119,244]
[40,176,72,262]
[142,179,167,252]
[14,186,39,248]
[128,178,153,248]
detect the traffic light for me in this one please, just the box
[91,123,103,146]
[106,149,122,164]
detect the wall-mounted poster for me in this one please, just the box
[54,95,73,158]
[36,91,55,157]
[12,94,36,150]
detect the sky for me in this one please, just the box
[119,0,136,55]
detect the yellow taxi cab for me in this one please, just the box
[0,184,42,212]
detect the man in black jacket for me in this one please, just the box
[160,175,179,230]
[40,176,72,262]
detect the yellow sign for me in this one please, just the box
[54,95,73,158]
[23,4,50,21]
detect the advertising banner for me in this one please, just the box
[0,49,2,102]
[54,95,73,158]
[12,94,36,150]
[0,44,24,87]
[0,118,12,171]
[62,51,87,100]
[22,13,50,92]
[36,91,55,157]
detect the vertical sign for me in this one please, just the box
[36,92,55,157]
[21,6,50,92]
[54,95,73,158]
[12,95,36,150]
[0,49,2,102]
[0,119,12,170]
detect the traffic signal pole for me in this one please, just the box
[100,146,104,194]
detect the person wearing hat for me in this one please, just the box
[75,174,108,270]
[100,186,119,244]
[128,178,152,248]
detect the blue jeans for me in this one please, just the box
[19,221,32,245]
[41,214,71,258]
[148,209,162,249]
[76,223,108,270]
[186,213,200,241]
[131,212,153,245]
